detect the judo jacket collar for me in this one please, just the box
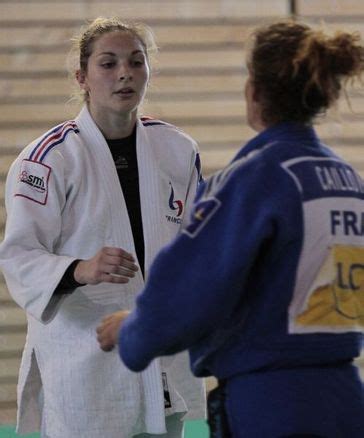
[237,122,321,159]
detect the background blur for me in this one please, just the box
[1,0,364,427]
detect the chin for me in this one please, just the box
[115,103,139,115]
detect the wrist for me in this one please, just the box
[73,260,87,285]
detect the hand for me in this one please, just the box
[96,310,130,352]
[74,247,138,285]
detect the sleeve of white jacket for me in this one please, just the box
[0,151,77,323]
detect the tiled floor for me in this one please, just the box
[0,420,209,438]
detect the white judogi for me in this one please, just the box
[0,106,205,437]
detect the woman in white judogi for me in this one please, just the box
[0,18,205,438]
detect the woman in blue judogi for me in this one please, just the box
[97,21,364,437]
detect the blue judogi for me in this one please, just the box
[119,122,364,437]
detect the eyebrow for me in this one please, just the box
[96,50,145,57]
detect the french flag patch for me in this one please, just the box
[183,197,221,238]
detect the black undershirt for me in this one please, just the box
[55,125,144,294]
[107,126,145,276]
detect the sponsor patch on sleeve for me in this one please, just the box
[183,197,221,238]
[15,159,51,205]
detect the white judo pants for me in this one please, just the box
[133,413,185,438]
[40,411,184,438]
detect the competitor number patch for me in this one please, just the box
[16,159,51,205]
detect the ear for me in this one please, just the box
[76,69,89,91]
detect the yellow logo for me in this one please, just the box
[295,245,364,328]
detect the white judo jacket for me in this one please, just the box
[0,106,205,437]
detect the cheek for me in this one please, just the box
[245,80,252,101]
[138,71,150,91]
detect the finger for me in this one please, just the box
[99,311,129,327]
[97,336,115,352]
[106,265,136,277]
[119,259,139,272]
[96,330,115,350]
[98,316,113,327]
[116,266,138,277]
[96,323,111,334]
[97,319,117,332]
[102,315,123,325]
[109,274,133,283]
[100,254,138,270]
[98,273,131,284]
[103,247,136,261]
[97,260,137,277]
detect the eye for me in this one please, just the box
[101,62,115,69]
[131,58,145,67]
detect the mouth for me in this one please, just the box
[114,87,135,97]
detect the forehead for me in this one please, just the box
[91,30,146,56]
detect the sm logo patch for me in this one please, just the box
[183,197,221,238]
[16,159,51,205]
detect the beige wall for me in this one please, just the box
[1,0,364,424]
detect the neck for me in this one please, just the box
[88,104,137,139]
[249,113,267,133]
[252,119,267,133]
[247,99,267,133]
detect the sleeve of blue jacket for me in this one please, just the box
[119,156,286,372]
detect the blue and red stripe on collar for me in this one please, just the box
[28,120,79,163]
[140,116,168,127]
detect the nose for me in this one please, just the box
[118,62,132,81]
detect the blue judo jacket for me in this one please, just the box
[119,122,364,379]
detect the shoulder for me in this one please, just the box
[206,141,298,200]
[23,120,80,164]
[139,116,198,150]
[7,120,80,187]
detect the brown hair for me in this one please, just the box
[68,17,157,102]
[248,21,364,125]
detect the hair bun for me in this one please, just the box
[328,32,364,76]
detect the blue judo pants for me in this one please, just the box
[221,362,364,437]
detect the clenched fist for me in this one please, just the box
[96,310,130,351]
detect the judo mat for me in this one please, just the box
[0,420,209,437]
